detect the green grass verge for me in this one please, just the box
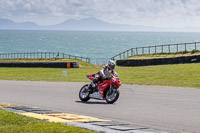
[0,109,95,133]
[0,63,199,88]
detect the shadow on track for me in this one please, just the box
[75,101,108,105]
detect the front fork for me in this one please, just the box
[108,85,117,95]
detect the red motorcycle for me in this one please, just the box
[79,72,121,104]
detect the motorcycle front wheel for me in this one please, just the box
[79,84,90,102]
[105,89,120,104]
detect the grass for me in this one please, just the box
[0,109,95,133]
[0,62,200,88]
[117,63,200,88]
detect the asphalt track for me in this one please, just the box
[0,80,200,133]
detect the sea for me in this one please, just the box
[1,30,200,64]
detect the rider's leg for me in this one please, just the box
[88,78,98,92]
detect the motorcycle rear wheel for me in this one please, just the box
[79,84,90,102]
[105,89,119,104]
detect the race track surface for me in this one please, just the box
[0,80,200,133]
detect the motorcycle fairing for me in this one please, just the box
[89,92,104,100]
[98,80,111,98]
[87,73,95,80]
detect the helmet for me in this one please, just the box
[108,60,115,70]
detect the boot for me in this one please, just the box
[94,85,98,92]
[88,84,93,92]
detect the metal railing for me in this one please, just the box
[111,42,200,61]
[0,52,90,63]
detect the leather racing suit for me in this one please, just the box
[88,64,114,92]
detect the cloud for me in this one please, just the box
[0,0,200,27]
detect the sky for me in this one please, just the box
[1,0,200,28]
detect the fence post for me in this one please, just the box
[142,47,144,54]
[131,48,133,56]
[57,52,59,59]
[161,45,163,53]
[185,43,187,51]
[149,46,150,54]
[176,44,178,52]
[195,42,197,50]
[136,48,138,55]
[155,46,156,53]
[168,45,170,53]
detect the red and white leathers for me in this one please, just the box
[90,64,115,86]
[98,64,115,80]
[88,60,116,92]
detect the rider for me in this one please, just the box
[88,60,116,92]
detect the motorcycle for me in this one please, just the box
[79,72,121,104]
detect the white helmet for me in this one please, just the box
[108,60,115,70]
